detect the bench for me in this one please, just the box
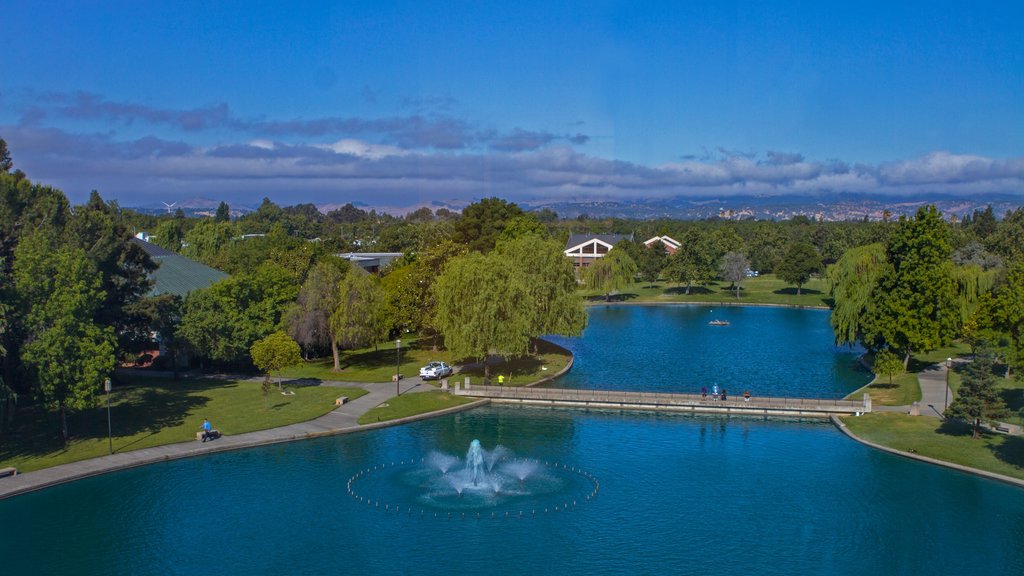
[335,396,349,406]
[996,425,1011,434]
[196,429,221,442]
[0,467,17,478]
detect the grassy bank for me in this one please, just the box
[0,377,366,473]
[580,274,831,307]
[841,412,1024,481]
[357,391,475,425]
[846,342,974,406]
[280,336,572,386]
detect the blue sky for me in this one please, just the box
[2,0,1022,208]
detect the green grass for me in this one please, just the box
[0,377,367,473]
[841,412,1024,481]
[580,274,832,308]
[849,372,922,406]
[357,391,476,425]
[280,335,572,386]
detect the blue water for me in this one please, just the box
[547,305,870,398]
[3,306,1022,575]
[3,407,1023,575]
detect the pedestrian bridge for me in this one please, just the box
[452,385,871,418]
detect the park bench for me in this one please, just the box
[196,429,221,441]
[995,425,1011,434]
[0,467,17,478]
[335,396,349,406]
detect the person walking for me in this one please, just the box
[712,384,719,400]
[701,386,707,400]
[721,388,728,401]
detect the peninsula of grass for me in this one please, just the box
[841,412,1024,481]
[280,335,572,386]
[0,376,366,473]
[845,342,975,406]
[581,274,832,308]
[357,391,475,425]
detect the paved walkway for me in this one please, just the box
[0,375,452,500]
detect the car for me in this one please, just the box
[419,361,454,380]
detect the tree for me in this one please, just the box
[0,138,12,173]
[453,197,524,253]
[775,242,822,295]
[215,201,231,223]
[872,350,904,385]
[664,229,719,294]
[718,251,750,299]
[432,252,531,377]
[945,353,1008,438]
[285,260,345,364]
[583,248,637,301]
[637,242,667,287]
[251,331,302,391]
[495,235,587,350]
[827,243,887,348]
[329,265,387,368]
[867,206,957,366]
[15,233,116,441]
[977,261,1024,379]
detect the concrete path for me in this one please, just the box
[0,375,449,501]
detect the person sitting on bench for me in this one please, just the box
[201,418,213,442]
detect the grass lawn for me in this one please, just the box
[280,335,572,386]
[849,372,922,406]
[0,376,366,473]
[841,412,1024,481]
[357,391,475,425]
[580,274,831,308]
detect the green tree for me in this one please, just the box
[664,229,719,294]
[329,265,387,368]
[182,219,235,265]
[285,260,346,364]
[775,242,822,295]
[453,197,525,253]
[945,353,1008,438]
[495,235,587,350]
[867,206,957,366]
[977,261,1024,379]
[637,242,667,287]
[432,252,531,377]
[718,251,749,299]
[251,330,302,391]
[0,138,12,173]
[178,263,298,367]
[15,233,116,441]
[215,201,231,223]
[583,248,637,301]
[872,350,904,385]
[827,243,887,348]
[152,218,186,252]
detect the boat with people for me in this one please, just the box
[708,320,730,326]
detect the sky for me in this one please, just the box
[2,0,1023,209]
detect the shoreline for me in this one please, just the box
[584,299,830,310]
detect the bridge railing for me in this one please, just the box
[456,385,864,411]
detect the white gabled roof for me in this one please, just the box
[644,235,681,248]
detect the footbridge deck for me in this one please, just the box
[453,385,870,418]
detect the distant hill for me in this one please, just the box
[132,197,253,218]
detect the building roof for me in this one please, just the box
[335,252,404,271]
[564,233,633,251]
[644,235,681,248]
[132,238,229,297]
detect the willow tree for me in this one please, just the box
[495,235,587,352]
[432,252,531,377]
[827,243,887,348]
[583,248,637,301]
[329,264,387,370]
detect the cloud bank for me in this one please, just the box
[2,92,1022,207]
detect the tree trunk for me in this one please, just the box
[903,350,911,369]
[797,285,802,296]
[734,284,740,299]
[685,281,691,295]
[60,404,69,444]
[331,339,340,371]
[973,418,981,439]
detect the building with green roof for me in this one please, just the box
[132,238,228,296]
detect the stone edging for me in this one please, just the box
[586,300,830,310]
[0,399,490,501]
[830,415,1024,489]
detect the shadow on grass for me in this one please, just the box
[773,287,824,296]
[867,383,899,390]
[936,418,975,437]
[991,434,1024,469]
[585,293,639,302]
[340,336,440,371]
[663,286,715,296]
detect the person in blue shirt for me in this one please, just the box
[201,418,212,442]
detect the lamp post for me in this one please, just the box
[104,377,113,455]
[944,357,952,413]
[395,339,401,396]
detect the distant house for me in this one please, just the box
[563,233,633,267]
[643,235,681,255]
[336,252,404,273]
[132,238,229,297]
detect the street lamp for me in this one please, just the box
[104,377,113,455]
[944,357,952,413]
[395,339,401,397]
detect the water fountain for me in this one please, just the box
[347,439,598,518]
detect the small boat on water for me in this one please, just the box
[708,319,730,326]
